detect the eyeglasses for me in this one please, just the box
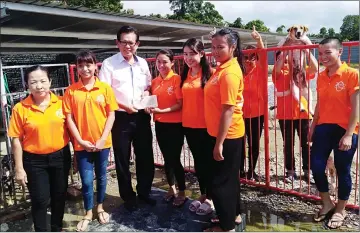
[244,54,257,61]
[118,40,137,47]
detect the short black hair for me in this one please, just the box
[24,65,49,84]
[319,37,343,49]
[117,25,139,42]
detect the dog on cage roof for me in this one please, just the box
[277,24,314,115]
[0,154,26,207]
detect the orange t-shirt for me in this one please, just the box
[7,93,70,154]
[317,62,359,134]
[62,78,119,151]
[272,66,314,120]
[151,70,182,123]
[243,65,265,118]
[204,58,245,139]
[181,69,211,128]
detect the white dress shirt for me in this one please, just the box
[99,52,152,111]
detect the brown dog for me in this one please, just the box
[277,24,313,114]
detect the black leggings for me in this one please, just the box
[210,136,243,231]
[23,146,71,232]
[155,121,186,191]
[240,115,264,173]
[184,127,213,198]
[279,119,310,171]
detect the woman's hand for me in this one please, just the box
[95,138,106,151]
[15,168,27,186]
[213,143,224,161]
[80,140,96,152]
[145,107,152,114]
[339,134,352,151]
[251,25,262,41]
[151,108,163,114]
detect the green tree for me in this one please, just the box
[319,27,327,37]
[244,20,270,32]
[229,17,244,28]
[340,15,359,41]
[168,0,224,26]
[47,0,134,13]
[276,25,286,33]
[328,28,335,37]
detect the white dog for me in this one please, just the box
[278,25,314,115]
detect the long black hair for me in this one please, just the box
[211,28,246,74]
[181,38,212,89]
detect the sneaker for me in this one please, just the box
[246,171,260,181]
[303,171,315,184]
[285,171,298,183]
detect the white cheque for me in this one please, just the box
[133,95,158,109]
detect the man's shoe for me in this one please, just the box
[138,195,157,206]
[124,199,138,212]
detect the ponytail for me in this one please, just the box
[231,31,246,75]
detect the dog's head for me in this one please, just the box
[287,25,309,40]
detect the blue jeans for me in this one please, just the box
[76,149,110,211]
[311,124,358,200]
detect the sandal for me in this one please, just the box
[189,200,202,212]
[98,211,110,224]
[211,215,242,225]
[313,207,335,222]
[173,195,188,208]
[203,226,235,232]
[76,218,92,232]
[196,202,213,216]
[327,212,346,229]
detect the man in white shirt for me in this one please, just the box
[99,26,155,211]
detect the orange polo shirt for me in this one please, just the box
[272,66,314,120]
[204,58,245,139]
[8,93,70,154]
[317,62,359,134]
[243,65,265,118]
[181,69,212,128]
[63,78,119,151]
[151,70,182,123]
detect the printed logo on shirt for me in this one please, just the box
[56,108,64,118]
[210,76,219,85]
[167,86,174,95]
[334,81,346,92]
[96,94,105,104]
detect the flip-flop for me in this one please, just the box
[313,207,335,222]
[76,218,92,232]
[196,202,213,216]
[211,215,242,225]
[189,200,202,212]
[98,211,110,224]
[327,212,346,229]
[173,196,188,208]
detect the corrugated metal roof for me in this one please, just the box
[1,0,288,54]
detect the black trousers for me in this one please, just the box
[155,122,185,191]
[23,145,71,232]
[210,136,243,231]
[183,127,213,198]
[278,119,310,171]
[240,115,264,173]
[112,110,155,202]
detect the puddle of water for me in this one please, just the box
[243,209,330,232]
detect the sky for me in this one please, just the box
[122,1,359,34]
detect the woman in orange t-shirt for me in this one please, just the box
[272,38,318,183]
[203,28,245,232]
[147,49,187,207]
[240,26,265,181]
[181,38,214,215]
[8,65,71,232]
[63,50,118,231]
